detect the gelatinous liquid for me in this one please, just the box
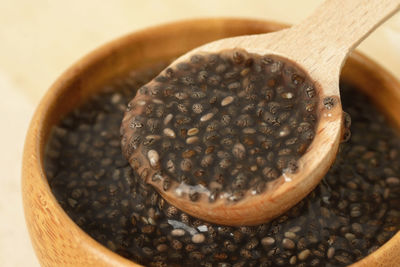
[121,50,319,203]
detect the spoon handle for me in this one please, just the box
[264,0,400,95]
[294,0,400,58]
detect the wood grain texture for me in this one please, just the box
[22,18,400,266]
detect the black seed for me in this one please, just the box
[228,82,241,90]
[190,55,203,64]
[323,97,335,110]
[208,75,221,86]
[233,51,244,64]
[262,56,273,65]
[291,74,304,85]
[177,62,190,71]
[224,70,239,79]
[163,177,170,191]
[198,71,208,83]
[165,68,174,78]
[189,190,200,202]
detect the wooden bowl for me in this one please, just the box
[22,18,400,267]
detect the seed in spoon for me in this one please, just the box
[121,49,319,205]
[221,96,234,106]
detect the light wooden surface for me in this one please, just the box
[3,0,400,266]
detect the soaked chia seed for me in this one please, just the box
[45,62,400,267]
[120,49,319,203]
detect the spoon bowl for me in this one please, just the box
[121,0,400,226]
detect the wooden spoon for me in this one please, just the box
[121,0,400,226]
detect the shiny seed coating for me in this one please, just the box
[221,96,234,106]
[163,128,176,138]
[192,234,205,243]
[171,229,185,236]
[164,114,173,125]
[121,49,320,201]
[186,136,199,144]
[200,113,214,122]
[147,150,159,168]
[187,128,199,136]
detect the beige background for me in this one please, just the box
[1,1,400,266]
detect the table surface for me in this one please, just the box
[2,1,400,266]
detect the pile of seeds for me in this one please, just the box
[46,62,400,266]
[120,50,319,203]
